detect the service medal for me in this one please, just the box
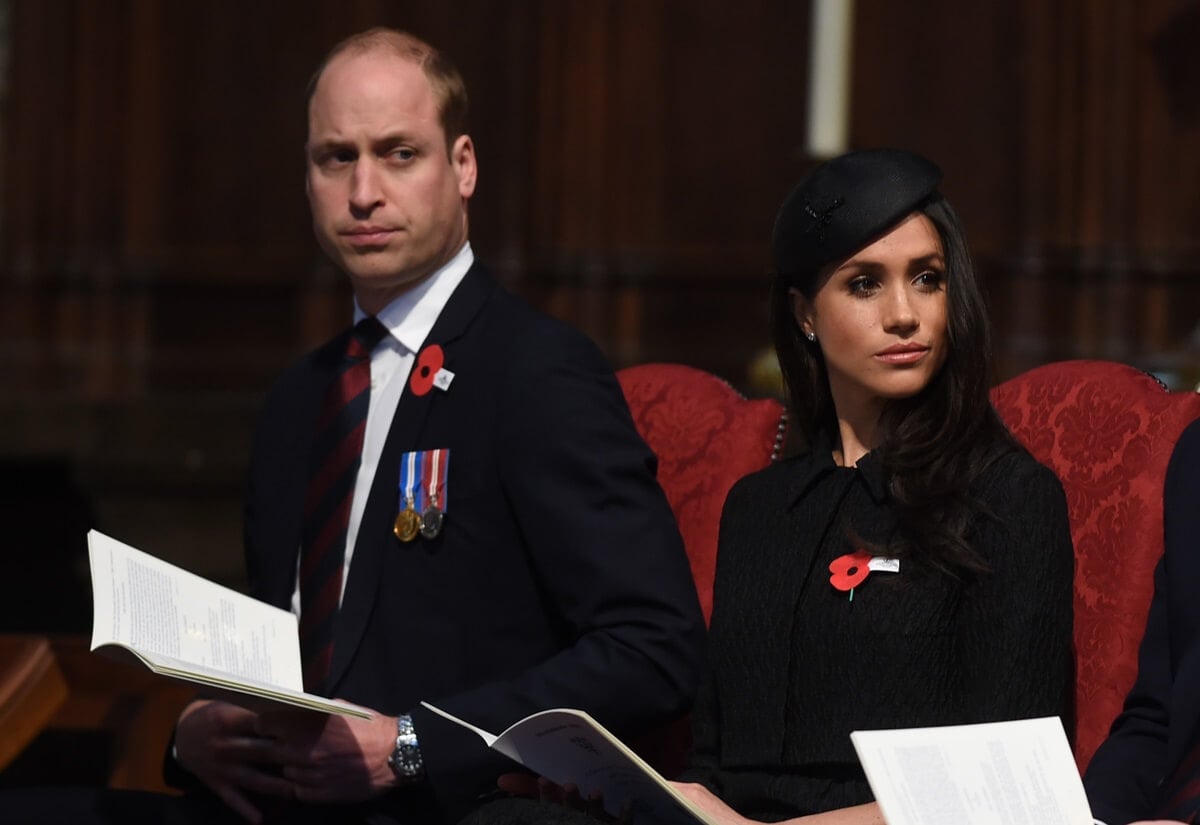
[396,447,450,543]
[420,506,444,539]
[394,506,421,542]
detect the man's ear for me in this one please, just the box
[451,134,477,199]
[789,288,815,338]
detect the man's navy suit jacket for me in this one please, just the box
[244,263,705,822]
[1084,417,1200,824]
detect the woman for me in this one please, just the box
[669,148,1075,825]
[489,149,1074,825]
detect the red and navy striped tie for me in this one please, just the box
[299,317,389,692]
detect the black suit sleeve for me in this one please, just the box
[409,319,705,816]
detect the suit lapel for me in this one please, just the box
[325,264,496,691]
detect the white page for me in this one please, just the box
[88,530,303,691]
[851,717,1093,825]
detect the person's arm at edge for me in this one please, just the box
[1083,419,1200,823]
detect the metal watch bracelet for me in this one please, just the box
[387,713,425,783]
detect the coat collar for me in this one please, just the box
[786,429,889,506]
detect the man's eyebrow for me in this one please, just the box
[307,131,428,157]
[307,137,353,155]
[370,131,427,150]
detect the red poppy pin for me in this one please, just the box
[409,344,445,397]
[829,549,873,602]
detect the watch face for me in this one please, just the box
[389,746,422,778]
[396,748,421,772]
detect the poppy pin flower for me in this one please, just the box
[829,549,873,592]
[410,344,445,397]
[831,549,879,603]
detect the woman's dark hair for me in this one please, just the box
[769,193,1018,576]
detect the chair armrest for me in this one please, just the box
[0,634,69,771]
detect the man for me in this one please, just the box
[1085,417,1200,825]
[168,27,704,825]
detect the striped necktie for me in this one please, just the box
[298,316,389,692]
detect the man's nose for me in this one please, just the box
[349,161,383,213]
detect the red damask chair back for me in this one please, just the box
[991,359,1200,771]
[617,363,787,623]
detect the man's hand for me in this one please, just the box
[257,708,400,805]
[174,699,294,824]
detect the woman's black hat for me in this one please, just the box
[772,149,942,289]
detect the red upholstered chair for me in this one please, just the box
[991,359,1200,771]
[617,363,787,624]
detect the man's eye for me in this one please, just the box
[391,148,416,162]
[319,150,354,167]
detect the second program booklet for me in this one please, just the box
[87,529,370,719]
[421,702,716,825]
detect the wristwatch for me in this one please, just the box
[387,713,425,783]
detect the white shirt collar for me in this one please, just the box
[353,243,475,354]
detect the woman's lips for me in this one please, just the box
[875,345,930,364]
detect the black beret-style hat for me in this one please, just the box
[772,148,942,289]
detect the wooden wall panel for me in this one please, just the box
[528,0,810,276]
[852,0,1025,259]
[853,0,1200,375]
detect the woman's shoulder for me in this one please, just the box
[726,449,823,501]
[969,445,1071,543]
[974,444,1064,497]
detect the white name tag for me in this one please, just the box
[868,557,900,573]
[433,368,455,391]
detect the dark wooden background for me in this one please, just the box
[0,0,1198,608]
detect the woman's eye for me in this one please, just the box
[848,277,878,296]
[914,270,945,290]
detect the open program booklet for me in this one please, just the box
[851,716,1094,825]
[421,702,717,825]
[87,529,370,719]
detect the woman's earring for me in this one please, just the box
[805,331,816,342]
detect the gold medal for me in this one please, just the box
[393,506,421,542]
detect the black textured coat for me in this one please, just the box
[682,437,1075,820]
